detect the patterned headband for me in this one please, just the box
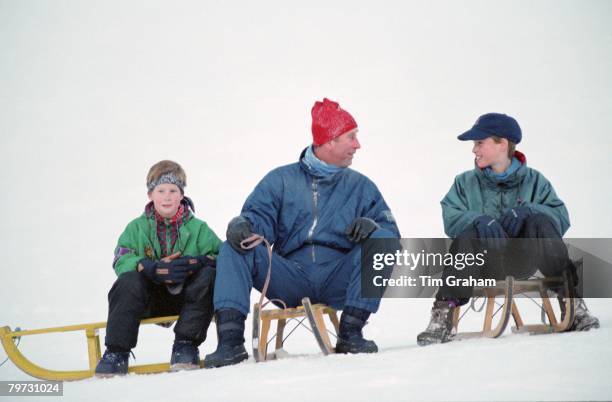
[147,172,185,192]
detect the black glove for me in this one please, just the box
[473,215,508,249]
[139,258,195,285]
[499,206,532,237]
[345,217,379,243]
[226,216,252,254]
[171,255,216,269]
[196,255,217,268]
[169,256,203,270]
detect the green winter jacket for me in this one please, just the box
[112,207,222,277]
[441,153,570,238]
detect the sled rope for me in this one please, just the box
[470,297,486,313]
[458,298,505,324]
[515,291,548,325]
[262,317,309,348]
[273,316,337,348]
[240,234,287,309]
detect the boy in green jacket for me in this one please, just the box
[417,113,599,346]
[95,160,222,377]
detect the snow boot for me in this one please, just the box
[417,300,457,346]
[204,309,249,368]
[94,349,130,378]
[559,297,600,331]
[335,306,378,354]
[170,339,200,371]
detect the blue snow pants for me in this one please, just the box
[213,228,394,316]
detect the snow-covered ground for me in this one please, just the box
[2,298,611,401]
[1,0,612,401]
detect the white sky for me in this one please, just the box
[1,0,611,321]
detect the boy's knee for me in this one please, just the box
[115,270,146,290]
[523,214,560,237]
[109,270,148,301]
[457,226,479,239]
[187,267,216,294]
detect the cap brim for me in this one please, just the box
[457,127,492,141]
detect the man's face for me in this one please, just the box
[472,137,508,169]
[148,183,183,218]
[326,129,361,167]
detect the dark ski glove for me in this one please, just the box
[169,256,202,270]
[499,206,532,237]
[473,215,508,249]
[345,217,379,243]
[171,255,216,269]
[139,258,195,285]
[226,216,253,254]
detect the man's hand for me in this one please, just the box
[226,216,253,254]
[345,217,379,243]
[499,206,532,237]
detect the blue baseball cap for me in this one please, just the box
[458,113,522,144]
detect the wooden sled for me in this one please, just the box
[452,276,515,340]
[252,297,339,362]
[509,273,575,335]
[0,315,185,381]
[452,272,576,340]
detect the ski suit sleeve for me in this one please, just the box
[441,177,481,238]
[363,183,401,238]
[240,170,282,245]
[112,222,142,277]
[196,221,223,257]
[522,173,570,236]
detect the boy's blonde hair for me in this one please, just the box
[146,160,187,194]
[491,136,516,159]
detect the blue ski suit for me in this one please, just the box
[213,148,401,315]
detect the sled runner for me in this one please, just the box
[452,276,515,340]
[452,272,575,340]
[509,272,575,334]
[252,297,339,362]
[0,315,183,381]
[240,235,340,362]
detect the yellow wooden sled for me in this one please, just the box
[0,315,183,381]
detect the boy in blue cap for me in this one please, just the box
[417,113,599,346]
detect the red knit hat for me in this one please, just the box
[311,98,358,146]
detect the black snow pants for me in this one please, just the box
[104,266,215,350]
[436,214,578,305]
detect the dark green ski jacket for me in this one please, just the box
[112,205,221,277]
[441,152,570,238]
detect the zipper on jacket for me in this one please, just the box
[307,179,319,263]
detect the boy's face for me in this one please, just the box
[148,183,183,218]
[472,137,508,169]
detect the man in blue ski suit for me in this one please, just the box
[204,98,400,368]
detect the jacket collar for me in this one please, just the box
[298,147,347,181]
[476,150,528,189]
